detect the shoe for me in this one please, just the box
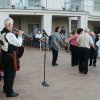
[52,64,55,66]
[55,63,58,66]
[3,89,6,93]
[93,63,96,67]
[79,71,83,74]
[83,72,87,74]
[72,65,74,67]
[6,92,19,97]
[0,76,2,81]
[89,63,92,66]
[52,63,58,66]
[3,87,6,93]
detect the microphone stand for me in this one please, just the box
[42,32,49,87]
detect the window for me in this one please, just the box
[94,0,100,12]
[28,0,40,7]
[0,0,3,8]
[93,26,100,34]
[28,24,40,34]
[0,0,10,8]
[70,0,83,11]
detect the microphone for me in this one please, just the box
[43,29,49,37]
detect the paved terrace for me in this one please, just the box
[0,47,100,100]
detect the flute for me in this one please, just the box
[12,28,24,35]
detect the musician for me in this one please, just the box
[0,17,23,97]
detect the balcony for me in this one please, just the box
[0,0,99,13]
[0,0,41,10]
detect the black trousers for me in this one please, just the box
[70,45,79,66]
[89,47,98,65]
[78,47,90,73]
[2,53,16,95]
[52,48,58,65]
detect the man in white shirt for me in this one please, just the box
[77,28,94,74]
[0,17,23,97]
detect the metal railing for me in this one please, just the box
[64,2,100,12]
[0,0,100,13]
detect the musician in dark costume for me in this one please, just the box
[0,17,23,97]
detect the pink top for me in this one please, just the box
[71,33,79,46]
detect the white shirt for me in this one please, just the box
[6,32,23,47]
[96,38,100,57]
[0,32,23,51]
[35,33,42,39]
[77,32,93,49]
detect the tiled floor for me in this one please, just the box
[0,46,100,100]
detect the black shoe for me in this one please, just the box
[52,64,55,66]
[3,89,6,93]
[89,63,92,66]
[55,63,58,66]
[52,63,58,66]
[79,71,83,74]
[3,87,6,93]
[0,76,2,81]
[93,63,96,67]
[6,92,19,97]
[83,72,87,74]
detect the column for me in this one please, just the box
[78,15,88,29]
[68,17,71,33]
[0,13,9,31]
[41,14,52,36]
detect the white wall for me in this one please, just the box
[0,13,9,31]
[41,14,52,35]
[52,17,69,33]
[84,0,94,13]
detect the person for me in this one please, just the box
[77,28,94,74]
[0,17,23,97]
[96,34,100,58]
[70,28,82,66]
[89,31,99,67]
[60,26,66,42]
[35,30,42,48]
[51,27,64,66]
[65,33,73,52]
[0,46,4,81]
[60,26,66,36]
[32,25,39,47]
[41,31,49,50]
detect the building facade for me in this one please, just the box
[0,0,100,35]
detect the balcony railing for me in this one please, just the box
[64,2,100,13]
[0,0,100,13]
